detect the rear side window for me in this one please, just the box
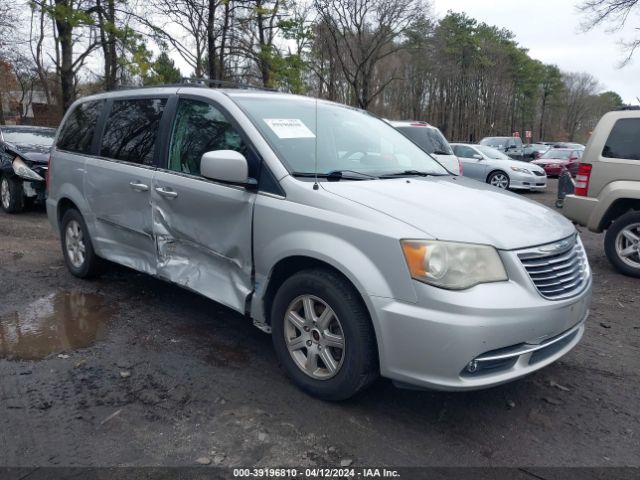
[100,98,167,165]
[398,127,453,155]
[603,118,640,160]
[57,100,104,154]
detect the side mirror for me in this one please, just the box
[200,150,254,186]
[473,154,483,160]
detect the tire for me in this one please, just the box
[271,269,378,401]
[60,208,103,278]
[0,175,25,213]
[487,171,510,190]
[604,211,640,278]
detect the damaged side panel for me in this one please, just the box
[151,170,255,313]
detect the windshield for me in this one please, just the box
[395,126,454,156]
[233,96,448,177]
[480,137,508,148]
[476,145,510,160]
[542,149,572,160]
[2,128,55,146]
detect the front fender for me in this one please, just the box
[250,195,420,325]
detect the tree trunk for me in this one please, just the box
[207,0,217,80]
[55,0,74,113]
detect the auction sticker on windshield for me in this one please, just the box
[264,118,316,139]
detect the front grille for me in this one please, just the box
[533,171,545,176]
[518,235,589,300]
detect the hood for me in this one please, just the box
[487,157,545,174]
[7,143,51,163]
[321,176,575,250]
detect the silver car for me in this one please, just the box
[452,143,548,191]
[47,86,592,400]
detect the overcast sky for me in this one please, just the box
[431,0,640,104]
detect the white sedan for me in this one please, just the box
[451,143,547,191]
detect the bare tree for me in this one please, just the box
[579,0,640,65]
[563,72,600,141]
[314,0,426,110]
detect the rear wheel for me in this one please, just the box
[488,171,510,190]
[271,269,378,401]
[0,175,25,213]
[604,211,640,278]
[60,209,103,278]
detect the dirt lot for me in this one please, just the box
[0,180,639,468]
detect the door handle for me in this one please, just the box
[129,181,149,192]
[155,186,178,198]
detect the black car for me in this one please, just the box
[0,125,56,213]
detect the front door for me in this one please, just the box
[152,97,256,313]
[456,145,486,181]
[84,97,167,275]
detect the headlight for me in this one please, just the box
[401,240,508,290]
[12,157,44,181]
[510,166,531,174]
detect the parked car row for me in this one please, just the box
[42,86,593,400]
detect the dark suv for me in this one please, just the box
[479,136,525,160]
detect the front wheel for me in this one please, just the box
[604,211,640,278]
[271,269,378,401]
[488,171,510,190]
[0,175,25,213]
[60,209,103,278]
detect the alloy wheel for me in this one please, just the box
[615,223,640,269]
[65,219,86,268]
[284,294,346,380]
[490,173,509,189]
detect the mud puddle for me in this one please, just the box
[0,291,114,360]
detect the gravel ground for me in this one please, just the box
[0,179,638,468]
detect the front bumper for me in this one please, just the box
[369,250,592,391]
[563,194,600,231]
[510,174,547,190]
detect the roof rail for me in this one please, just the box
[180,78,276,92]
[113,78,277,92]
[616,105,640,111]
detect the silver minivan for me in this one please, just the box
[47,86,592,400]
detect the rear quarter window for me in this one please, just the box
[100,98,167,165]
[57,100,104,154]
[603,118,640,160]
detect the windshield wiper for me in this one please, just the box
[291,170,377,180]
[379,170,443,178]
[431,150,452,155]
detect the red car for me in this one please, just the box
[531,148,583,177]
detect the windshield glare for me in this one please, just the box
[234,97,448,177]
[476,145,509,160]
[3,129,55,146]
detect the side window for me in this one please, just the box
[57,100,104,154]
[167,98,247,176]
[459,146,476,158]
[100,98,167,165]
[603,118,640,160]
